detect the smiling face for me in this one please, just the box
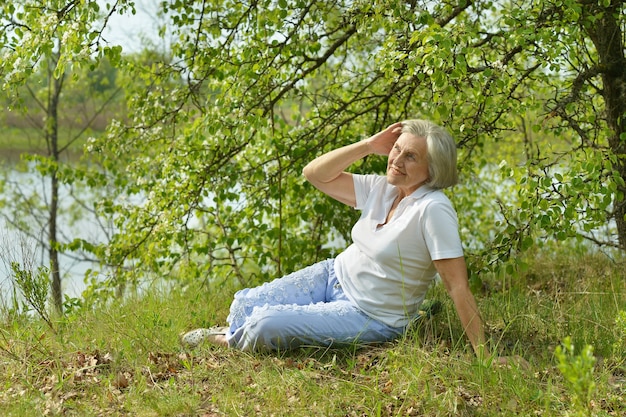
[386,133,430,196]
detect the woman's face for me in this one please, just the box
[386,133,430,195]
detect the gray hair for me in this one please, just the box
[401,119,458,189]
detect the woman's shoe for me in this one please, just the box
[180,326,229,348]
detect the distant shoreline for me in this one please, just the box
[1,149,84,165]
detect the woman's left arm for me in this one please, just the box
[433,256,488,357]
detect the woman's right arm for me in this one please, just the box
[302,123,403,207]
[302,140,370,207]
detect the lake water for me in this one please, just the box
[0,165,100,306]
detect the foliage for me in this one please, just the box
[555,337,597,416]
[94,0,626,288]
[10,262,54,331]
[0,0,127,311]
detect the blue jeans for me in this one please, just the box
[226,259,404,351]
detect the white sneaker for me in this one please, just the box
[180,326,229,348]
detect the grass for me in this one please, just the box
[0,248,625,416]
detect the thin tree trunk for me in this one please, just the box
[48,54,64,313]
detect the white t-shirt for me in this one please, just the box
[334,174,464,327]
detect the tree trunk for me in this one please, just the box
[48,56,64,313]
[582,0,626,250]
[49,170,61,313]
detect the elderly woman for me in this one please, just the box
[181,119,487,356]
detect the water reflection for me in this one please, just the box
[0,165,102,303]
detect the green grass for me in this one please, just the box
[1,248,625,416]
